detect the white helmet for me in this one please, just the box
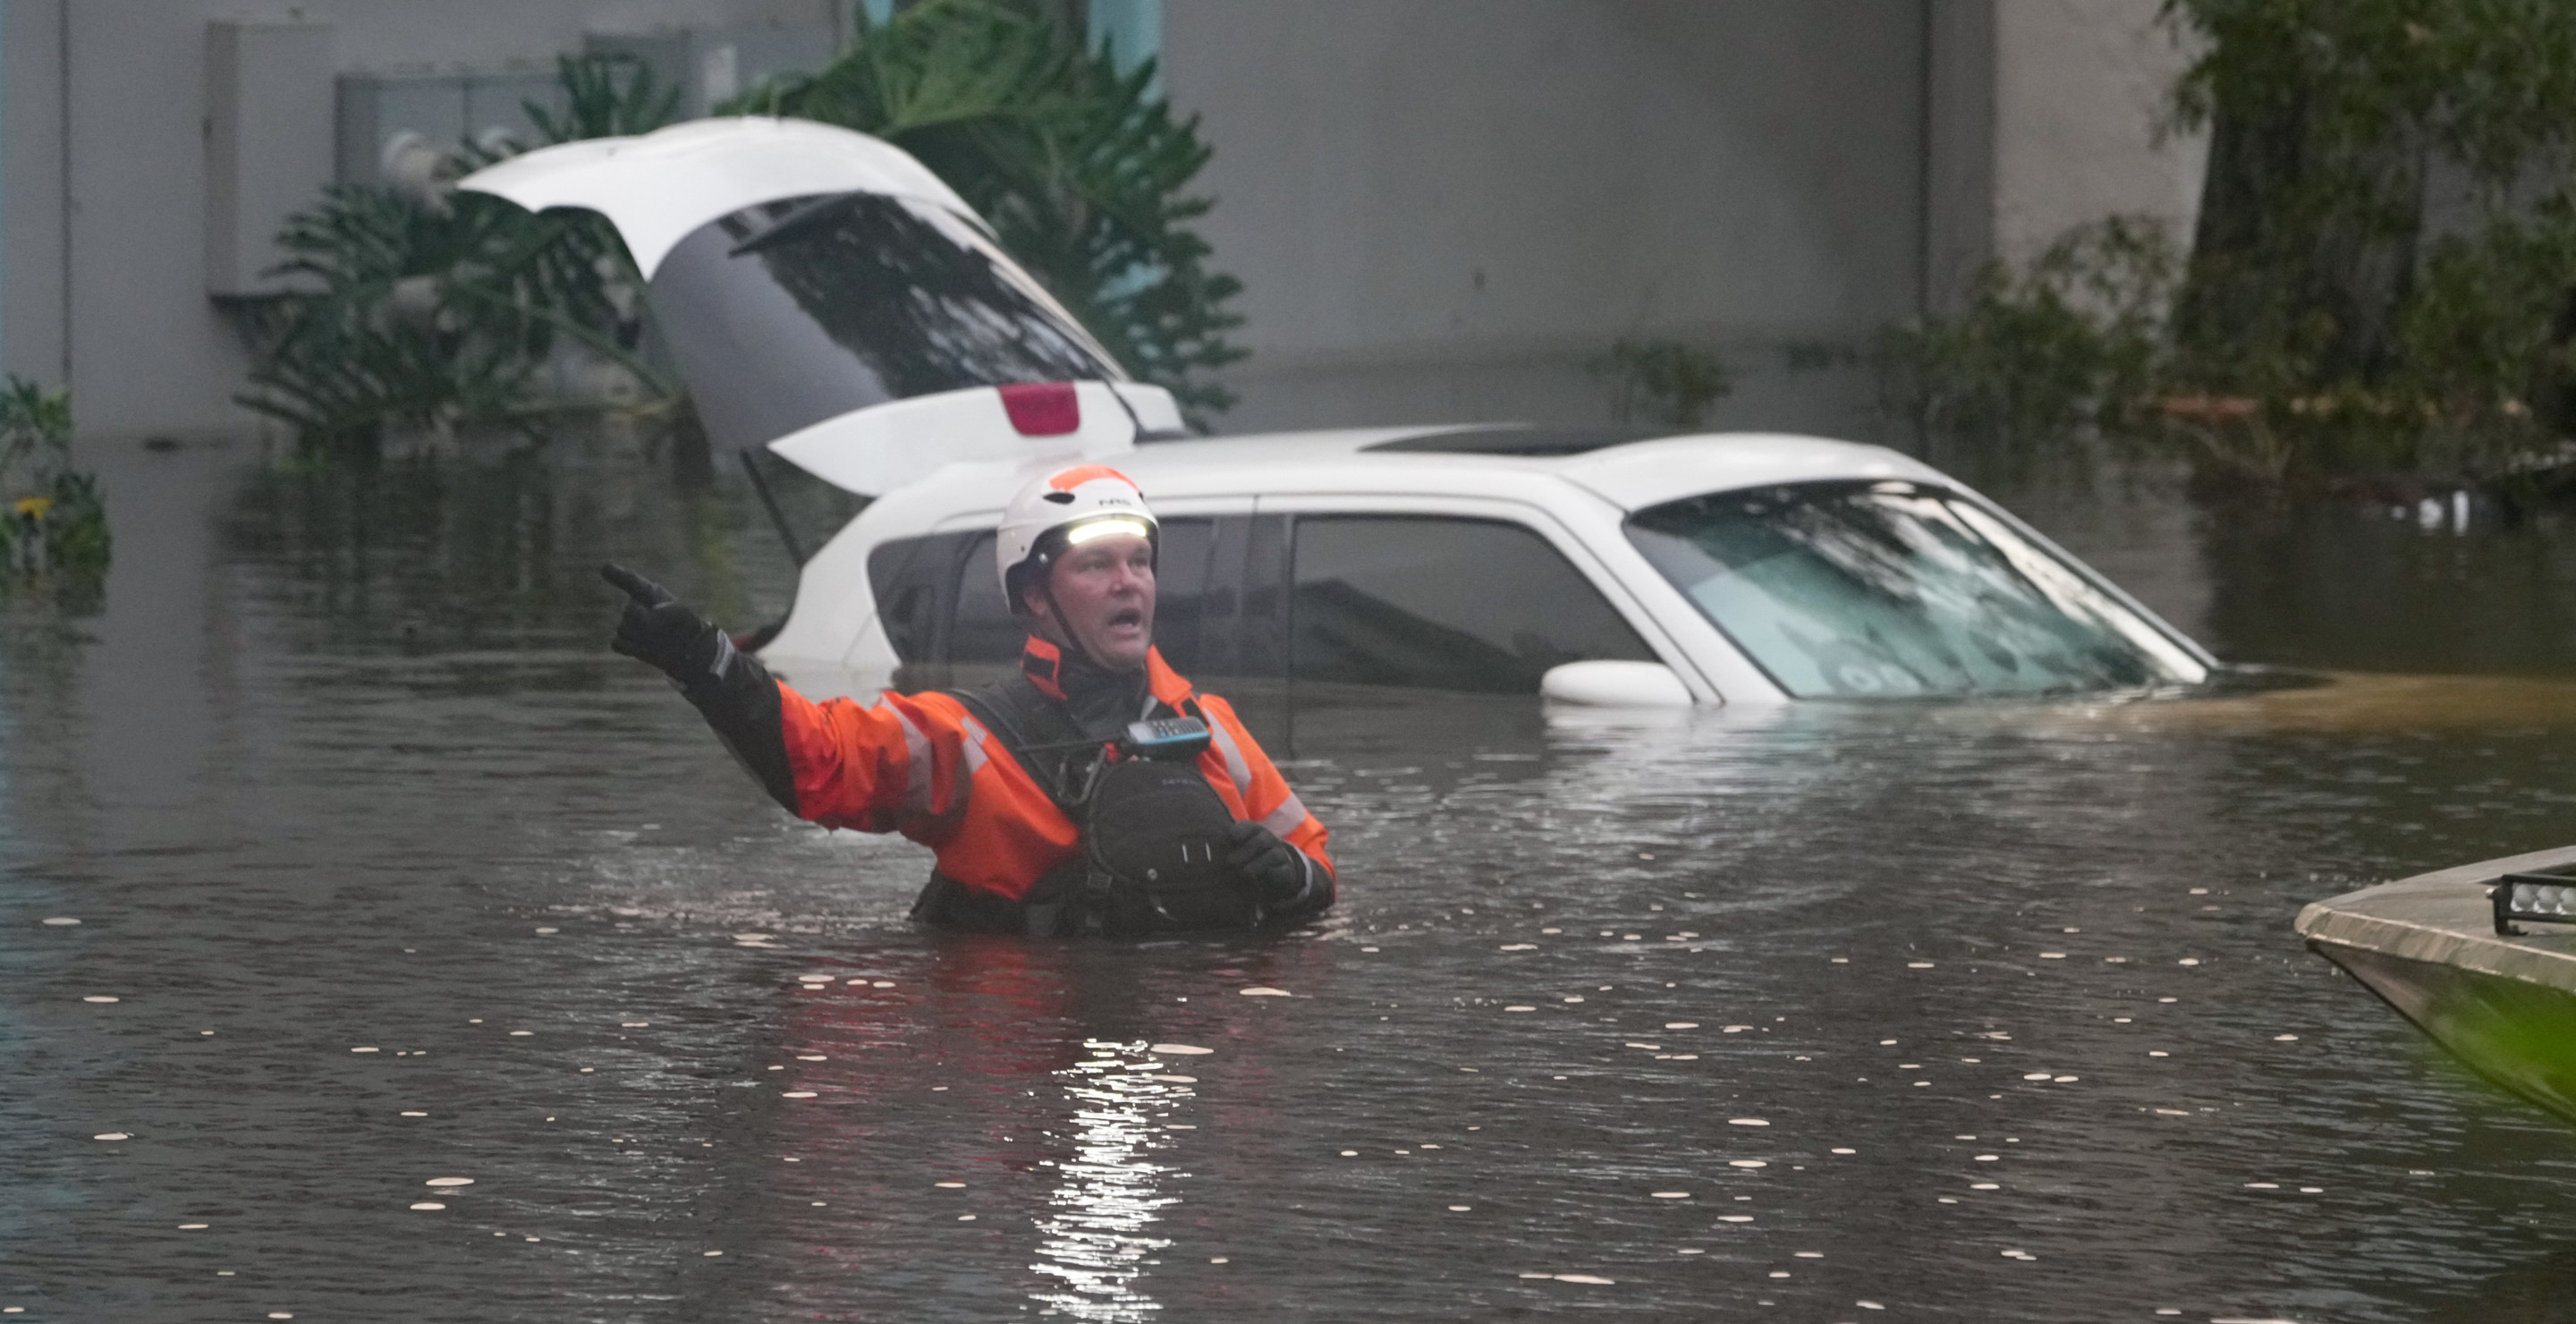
[996,463,1159,612]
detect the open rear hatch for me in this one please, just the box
[459,118,1184,641]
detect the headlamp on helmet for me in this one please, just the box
[996,466,1160,615]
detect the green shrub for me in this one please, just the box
[1589,339,1731,429]
[1882,216,2180,453]
[733,0,1244,422]
[0,378,108,578]
[236,55,681,448]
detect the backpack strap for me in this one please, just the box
[958,675,1097,809]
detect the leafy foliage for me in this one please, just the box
[0,378,109,578]
[733,0,1245,421]
[236,55,679,447]
[1896,8,2576,488]
[1883,217,2181,452]
[2164,0,2576,400]
[1589,339,1733,429]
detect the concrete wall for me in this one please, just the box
[1923,0,2207,311]
[1164,0,1931,439]
[0,0,841,439]
[1993,0,2206,268]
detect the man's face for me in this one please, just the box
[1029,530,1156,670]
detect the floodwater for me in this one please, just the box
[9,434,2576,1322]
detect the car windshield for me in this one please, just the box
[1623,480,2207,698]
[647,191,1124,453]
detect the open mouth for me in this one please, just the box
[1106,607,1146,632]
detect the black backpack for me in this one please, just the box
[952,677,1258,933]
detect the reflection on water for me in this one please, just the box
[12,437,2576,1320]
[1034,1042,1184,1320]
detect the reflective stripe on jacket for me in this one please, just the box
[772,640,1333,904]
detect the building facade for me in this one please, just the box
[0,0,2201,441]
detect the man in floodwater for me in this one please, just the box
[601,463,1334,936]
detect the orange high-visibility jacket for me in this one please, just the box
[770,637,1333,904]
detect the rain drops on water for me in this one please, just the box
[1151,1043,1215,1056]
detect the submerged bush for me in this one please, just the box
[1589,339,1732,429]
[236,55,681,448]
[1882,216,2181,454]
[0,378,108,580]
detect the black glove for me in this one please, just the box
[1225,819,1307,904]
[602,562,724,687]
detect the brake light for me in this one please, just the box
[997,382,1080,436]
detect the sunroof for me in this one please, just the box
[1363,426,1675,456]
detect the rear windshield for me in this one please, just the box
[648,191,1123,453]
[1623,480,2206,698]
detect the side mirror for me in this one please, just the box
[1539,660,1695,708]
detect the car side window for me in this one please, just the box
[1145,519,1216,675]
[1290,515,1654,692]
[949,532,1021,664]
[867,532,975,664]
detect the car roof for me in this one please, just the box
[1115,426,1951,511]
[861,425,1957,530]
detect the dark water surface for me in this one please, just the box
[10,437,2576,1322]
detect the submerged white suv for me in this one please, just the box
[462,119,2215,706]
[757,423,2214,705]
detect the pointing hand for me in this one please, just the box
[601,562,721,684]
